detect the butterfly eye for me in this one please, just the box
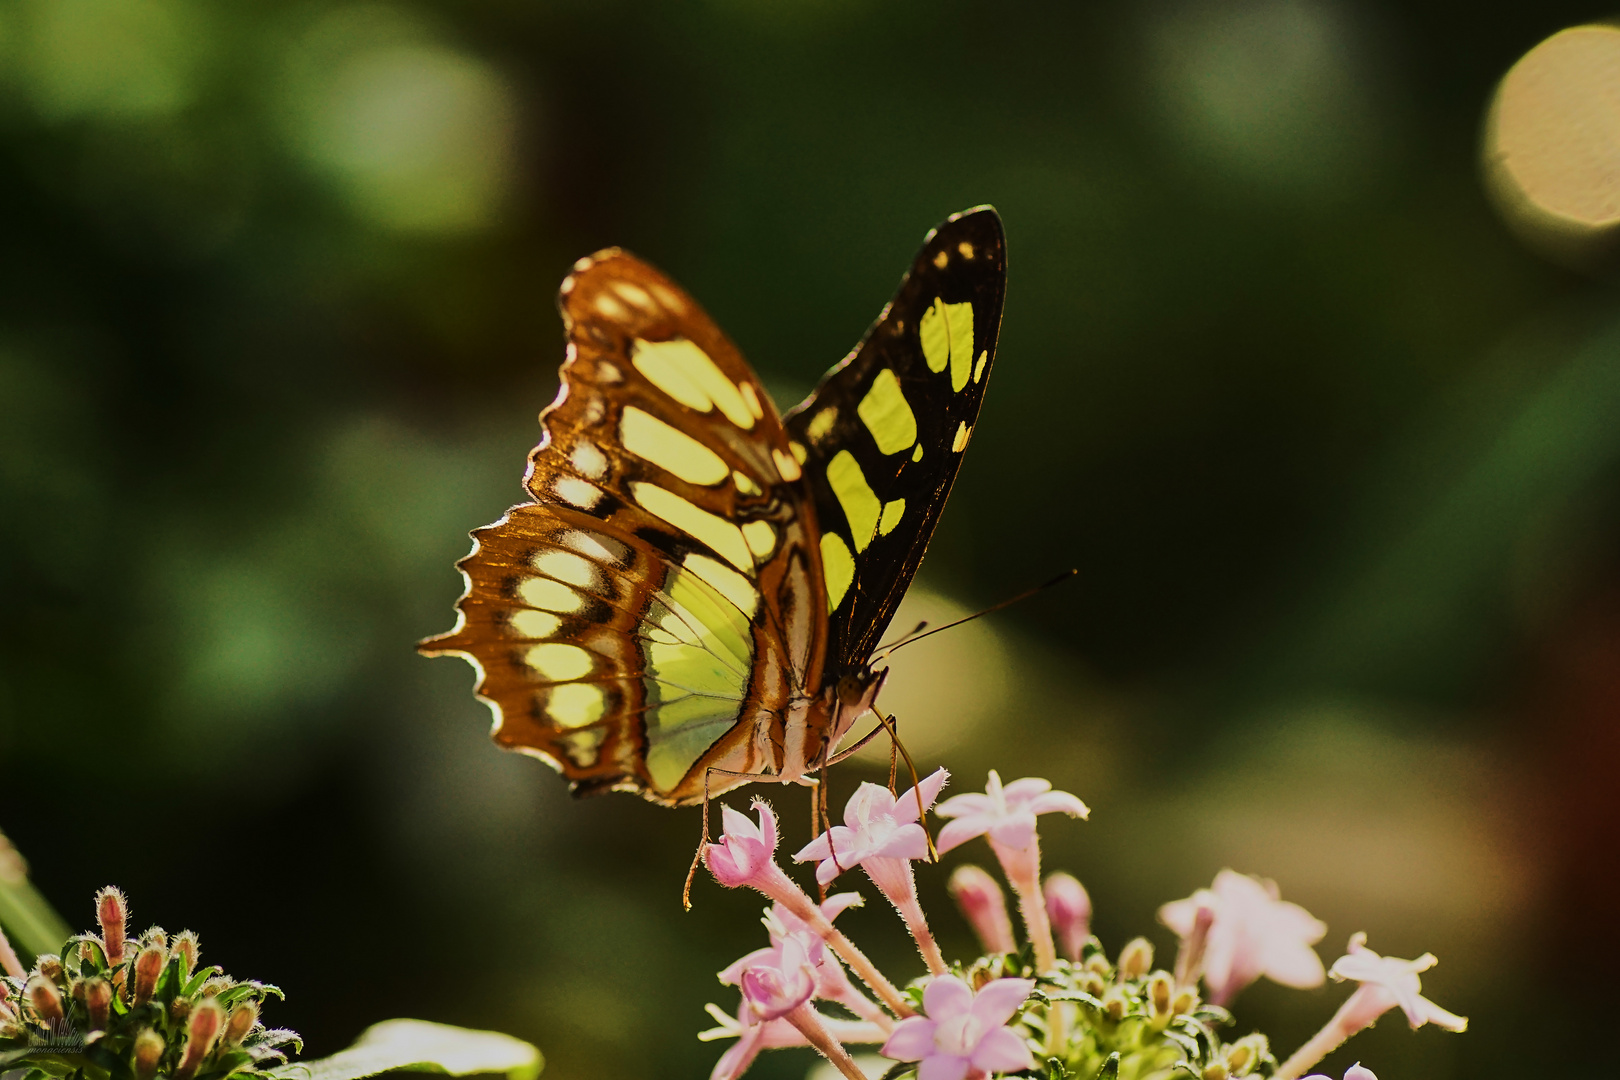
[836,673,866,707]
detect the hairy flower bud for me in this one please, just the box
[133,946,165,1006]
[140,927,169,950]
[134,1028,166,1080]
[1202,1063,1230,1080]
[949,865,1016,954]
[172,932,199,980]
[1101,986,1129,1022]
[1084,954,1111,977]
[1118,937,1154,981]
[1172,987,1199,1016]
[85,977,113,1030]
[176,997,223,1079]
[1043,872,1092,961]
[171,997,193,1023]
[26,975,63,1024]
[96,888,129,964]
[224,1000,259,1046]
[1147,971,1174,1024]
[35,955,62,982]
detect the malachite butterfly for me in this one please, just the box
[420,207,1007,806]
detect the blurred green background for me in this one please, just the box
[2,2,1617,1078]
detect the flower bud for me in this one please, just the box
[224,1000,259,1046]
[1080,970,1108,997]
[69,977,86,1004]
[85,977,113,1030]
[171,997,192,1023]
[96,888,129,964]
[26,975,63,1024]
[1224,1034,1267,1077]
[1172,987,1199,1016]
[175,997,223,1079]
[140,928,169,950]
[35,955,62,981]
[134,1028,166,1080]
[172,931,199,980]
[949,865,1016,954]
[1043,872,1092,961]
[1101,986,1129,1022]
[1118,937,1154,981]
[133,946,165,1006]
[1084,954,1111,976]
[1147,971,1174,1024]
[1202,1063,1230,1080]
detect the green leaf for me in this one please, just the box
[0,867,72,961]
[265,1020,540,1080]
[1094,1053,1120,1080]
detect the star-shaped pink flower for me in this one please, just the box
[794,769,948,886]
[934,771,1089,855]
[1329,933,1468,1032]
[881,975,1035,1080]
[1159,869,1326,1006]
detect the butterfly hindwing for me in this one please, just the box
[420,251,831,806]
[784,207,1007,671]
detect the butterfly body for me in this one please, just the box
[420,208,1006,806]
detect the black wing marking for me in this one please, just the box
[783,206,1007,676]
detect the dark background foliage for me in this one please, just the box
[2,2,1616,1078]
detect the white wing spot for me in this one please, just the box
[553,475,602,509]
[571,442,608,479]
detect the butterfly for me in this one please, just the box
[419,207,1006,807]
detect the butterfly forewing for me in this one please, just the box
[420,251,831,806]
[784,207,1007,671]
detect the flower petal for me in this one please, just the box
[820,892,865,921]
[892,767,950,823]
[969,1026,1034,1073]
[922,974,975,1021]
[793,831,834,863]
[969,978,1035,1028]
[917,1055,971,1080]
[1344,1065,1379,1080]
[879,1017,937,1061]
[1415,997,1468,1033]
[936,817,992,854]
[1027,790,1089,818]
[720,804,759,843]
[987,816,1038,850]
[934,792,992,819]
[874,822,932,861]
[1000,777,1053,803]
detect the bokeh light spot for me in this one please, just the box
[280,6,518,234]
[16,0,202,121]
[1485,24,1620,267]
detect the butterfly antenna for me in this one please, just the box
[870,569,1078,665]
[875,620,929,653]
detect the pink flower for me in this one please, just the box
[949,866,1015,954]
[1159,870,1326,1006]
[719,895,889,1028]
[934,771,1088,855]
[794,770,949,886]
[739,937,816,1022]
[796,769,953,974]
[1043,873,1091,962]
[701,1002,885,1080]
[1303,1067,1377,1080]
[706,801,781,889]
[1329,934,1468,1032]
[882,975,1035,1080]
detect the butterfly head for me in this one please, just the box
[829,665,889,752]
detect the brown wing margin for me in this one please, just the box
[784,206,1007,676]
[419,249,831,805]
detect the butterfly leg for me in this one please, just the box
[864,708,939,863]
[682,765,773,910]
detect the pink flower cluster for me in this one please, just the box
[697,768,1467,1080]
